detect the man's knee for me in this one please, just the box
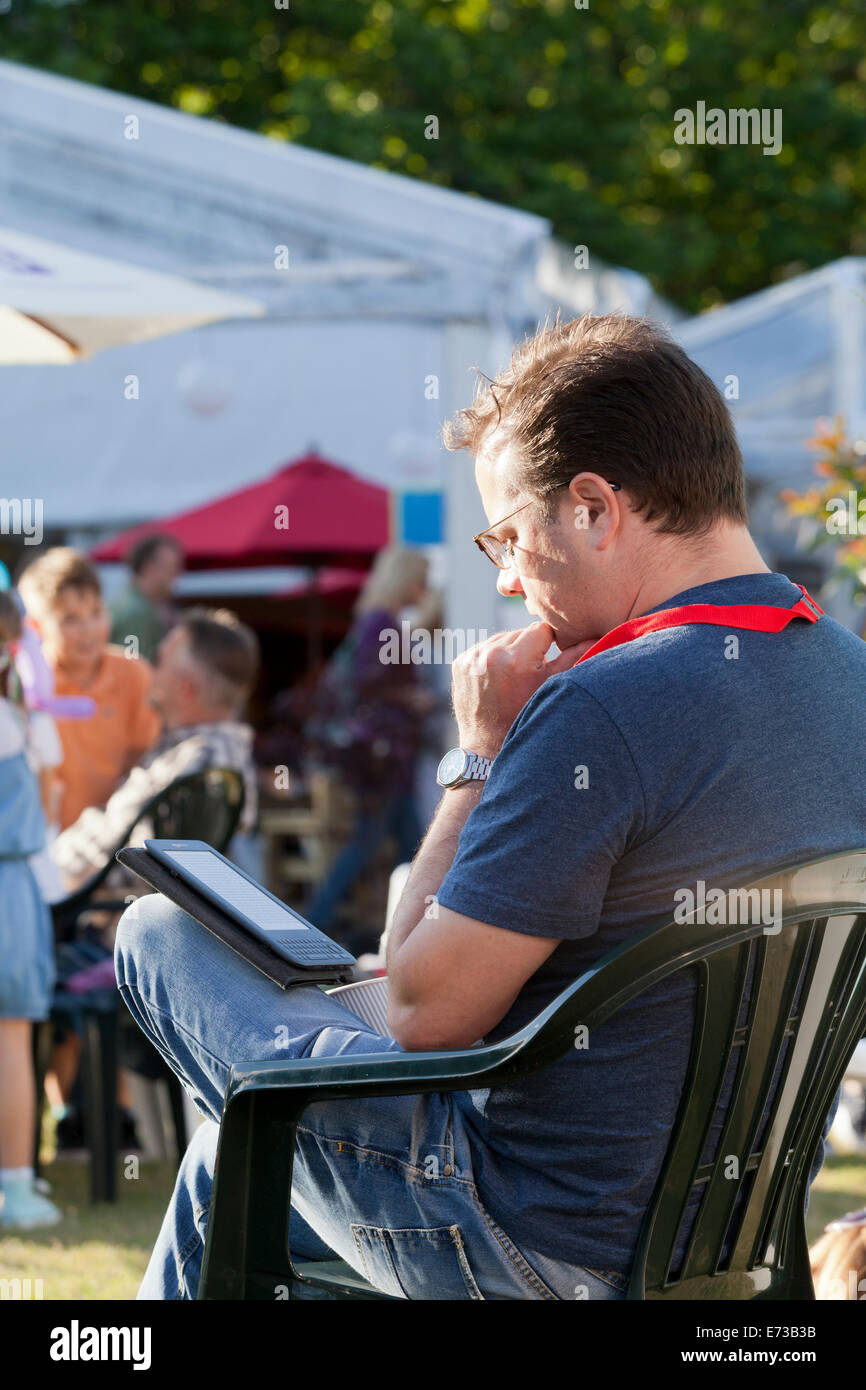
[115,893,197,988]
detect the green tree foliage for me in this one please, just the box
[5,0,864,310]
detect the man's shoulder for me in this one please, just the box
[152,720,253,763]
[551,604,866,745]
[102,646,154,692]
[507,668,634,762]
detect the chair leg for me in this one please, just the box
[199,1089,297,1300]
[80,1008,119,1202]
[31,1021,53,1179]
[164,1070,188,1166]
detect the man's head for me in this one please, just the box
[17,548,109,671]
[443,314,750,649]
[149,608,260,728]
[127,534,185,603]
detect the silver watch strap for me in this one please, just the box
[464,752,492,782]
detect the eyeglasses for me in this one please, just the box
[473,483,622,570]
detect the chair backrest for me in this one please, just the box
[52,767,246,933]
[502,849,866,1300]
[148,767,245,852]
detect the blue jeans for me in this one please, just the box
[306,789,422,931]
[114,894,627,1301]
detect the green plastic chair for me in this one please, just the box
[51,766,247,943]
[197,849,866,1301]
[37,767,246,1201]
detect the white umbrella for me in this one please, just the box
[0,226,264,363]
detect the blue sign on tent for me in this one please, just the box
[396,491,443,544]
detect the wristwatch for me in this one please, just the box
[436,747,493,789]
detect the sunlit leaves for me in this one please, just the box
[3,0,864,313]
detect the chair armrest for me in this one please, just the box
[224,1034,526,1112]
[219,905,698,1117]
[51,893,135,942]
[51,880,103,922]
[201,914,719,1297]
[76,898,134,915]
[202,1031,556,1300]
[202,905,779,1299]
[222,899,792,1119]
[51,873,126,933]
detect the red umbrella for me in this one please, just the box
[281,567,368,598]
[91,451,392,569]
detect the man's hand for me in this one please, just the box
[385,620,599,1046]
[451,621,592,756]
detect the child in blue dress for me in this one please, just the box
[0,592,60,1227]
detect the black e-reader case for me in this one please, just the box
[116,847,355,990]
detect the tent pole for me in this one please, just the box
[307,566,323,671]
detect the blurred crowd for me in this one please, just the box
[0,533,441,1230]
[5,533,861,1295]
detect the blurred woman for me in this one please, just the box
[305,547,432,936]
[0,593,60,1227]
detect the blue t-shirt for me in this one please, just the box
[437,572,866,1272]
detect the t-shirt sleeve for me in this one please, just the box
[436,676,646,940]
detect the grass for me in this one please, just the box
[0,1158,177,1300]
[806,1154,866,1235]
[2,1150,864,1301]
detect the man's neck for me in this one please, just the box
[625,526,771,622]
[134,580,160,605]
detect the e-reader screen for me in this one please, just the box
[160,849,307,932]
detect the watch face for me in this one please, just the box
[437,748,468,785]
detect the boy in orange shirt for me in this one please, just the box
[17,549,161,834]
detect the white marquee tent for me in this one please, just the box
[676,257,866,487]
[674,258,866,624]
[0,224,263,362]
[0,58,677,641]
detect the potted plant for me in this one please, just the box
[780,416,866,629]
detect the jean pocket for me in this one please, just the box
[582,1266,630,1297]
[350,1223,484,1300]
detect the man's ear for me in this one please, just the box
[568,473,621,545]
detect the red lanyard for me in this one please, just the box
[576,585,824,665]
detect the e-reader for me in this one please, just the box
[143,839,356,971]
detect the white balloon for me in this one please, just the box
[176,358,233,416]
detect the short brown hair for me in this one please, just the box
[17,547,102,620]
[127,533,184,576]
[443,313,747,537]
[175,607,260,709]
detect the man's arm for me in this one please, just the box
[122,657,162,775]
[52,738,203,889]
[386,622,584,1050]
[384,781,482,963]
